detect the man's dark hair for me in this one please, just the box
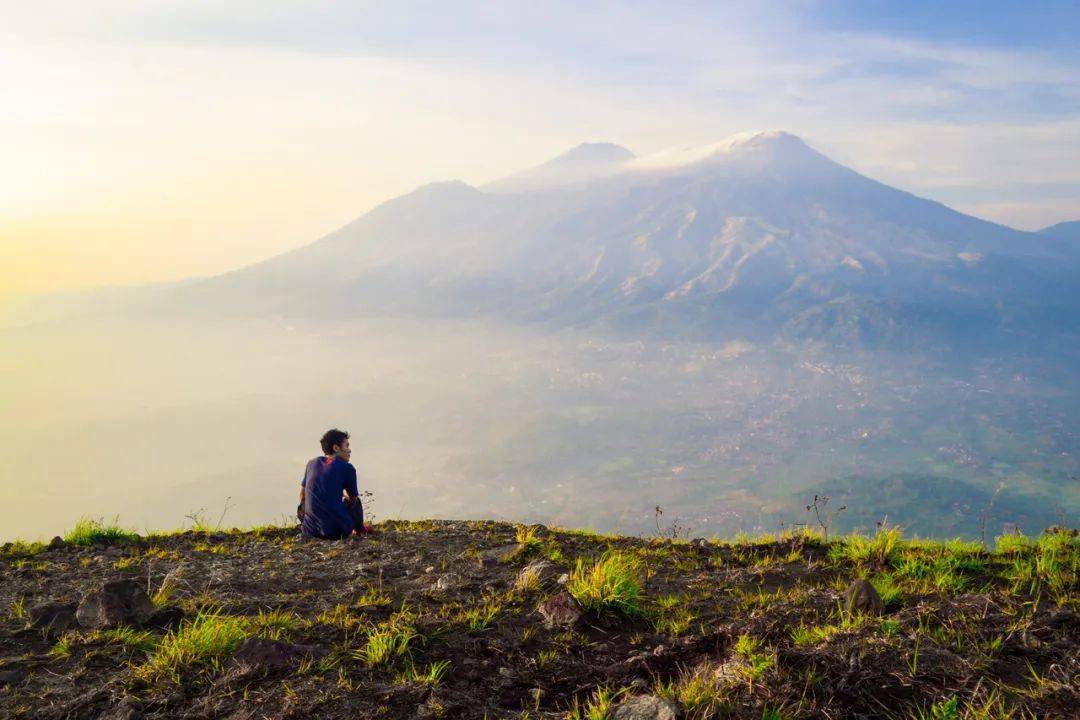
[320,428,349,455]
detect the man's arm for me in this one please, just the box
[343,464,359,501]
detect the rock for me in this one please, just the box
[0,668,28,685]
[28,601,78,635]
[557,573,570,585]
[843,578,884,616]
[525,523,550,538]
[100,699,143,720]
[537,591,582,629]
[143,605,185,631]
[48,536,65,550]
[434,574,460,592]
[228,638,327,679]
[612,695,680,720]
[76,579,155,629]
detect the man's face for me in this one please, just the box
[334,438,352,462]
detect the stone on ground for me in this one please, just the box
[843,578,884,616]
[27,601,77,635]
[76,579,155,629]
[612,695,680,720]
[537,591,582,629]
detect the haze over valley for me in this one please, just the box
[3,132,1077,541]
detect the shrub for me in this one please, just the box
[64,517,138,546]
[567,551,645,616]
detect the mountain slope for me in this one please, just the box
[1039,220,1080,242]
[174,131,1079,350]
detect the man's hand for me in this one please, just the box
[299,488,304,502]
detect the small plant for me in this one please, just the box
[513,524,563,563]
[733,634,776,686]
[567,551,645,616]
[10,597,27,621]
[151,566,184,607]
[651,594,696,635]
[247,609,302,641]
[355,612,417,668]
[567,685,624,720]
[64,517,138,546]
[805,495,845,542]
[458,599,501,632]
[994,531,1032,556]
[656,661,730,719]
[397,659,450,686]
[49,634,75,660]
[536,648,560,669]
[654,505,691,540]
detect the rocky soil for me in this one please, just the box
[1,520,1077,719]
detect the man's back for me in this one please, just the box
[300,455,358,539]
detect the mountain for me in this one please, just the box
[174,130,1077,352]
[1039,220,1080,242]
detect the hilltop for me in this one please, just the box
[1,519,1077,719]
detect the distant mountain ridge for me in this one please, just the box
[1039,220,1080,242]
[173,131,1079,352]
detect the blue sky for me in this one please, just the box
[1,1,1078,294]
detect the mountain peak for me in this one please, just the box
[631,129,820,170]
[485,142,635,192]
[549,142,636,167]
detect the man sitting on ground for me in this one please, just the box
[298,428,364,539]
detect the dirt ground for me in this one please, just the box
[1,520,1077,719]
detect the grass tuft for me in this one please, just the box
[135,610,250,682]
[64,517,139,546]
[567,551,645,616]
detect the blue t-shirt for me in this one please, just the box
[300,456,358,538]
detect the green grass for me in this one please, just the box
[566,686,624,720]
[458,599,502,632]
[656,662,731,719]
[10,597,27,621]
[1,540,47,558]
[397,659,451,686]
[64,517,139,546]
[902,690,1029,720]
[567,551,645,616]
[870,574,905,607]
[831,524,904,567]
[134,608,298,682]
[994,532,1033,555]
[733,634,776,684]
[355,611,418,668]
[651,593,697,635]
[514,524,564,563]
[1004,531,1078,603]
[135,611,251,682]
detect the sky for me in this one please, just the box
[2,1,1078,299]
